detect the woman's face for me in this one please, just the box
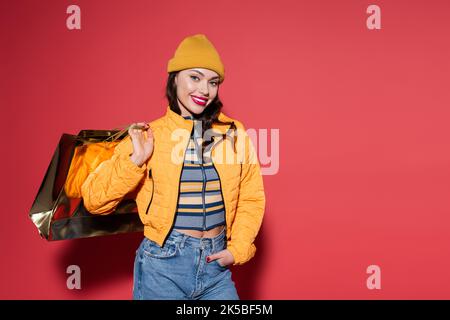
[175,68,220,117]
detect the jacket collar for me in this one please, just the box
[165,105,235,135]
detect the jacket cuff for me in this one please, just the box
[120,153,147,176]
[227,240,257,266]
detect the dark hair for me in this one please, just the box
[165,71,237,154]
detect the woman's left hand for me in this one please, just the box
[206,249,234,267]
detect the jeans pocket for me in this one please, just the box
[143,238,178,259]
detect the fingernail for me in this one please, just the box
[206,257,210,263]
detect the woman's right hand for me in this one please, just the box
[128,122,154,167]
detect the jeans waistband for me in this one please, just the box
[167,226,226,250]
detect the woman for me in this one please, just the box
[81,34,266,300]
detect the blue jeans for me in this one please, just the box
[132,227,240,300]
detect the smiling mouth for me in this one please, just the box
[191,95,208,106]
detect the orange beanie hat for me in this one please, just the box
[167,34,225,83]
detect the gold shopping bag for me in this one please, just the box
[29,126,144,241]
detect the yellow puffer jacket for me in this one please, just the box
[81,106,266,266]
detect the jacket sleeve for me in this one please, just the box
[226,124,266,265]
[80,136,147,215]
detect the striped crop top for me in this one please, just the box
[172,115,226,231]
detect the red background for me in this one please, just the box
[2,0,450,299]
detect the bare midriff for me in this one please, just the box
[174,225,225,239]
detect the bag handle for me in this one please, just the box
[75,123,140,145]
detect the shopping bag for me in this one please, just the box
[29,126,144,241]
